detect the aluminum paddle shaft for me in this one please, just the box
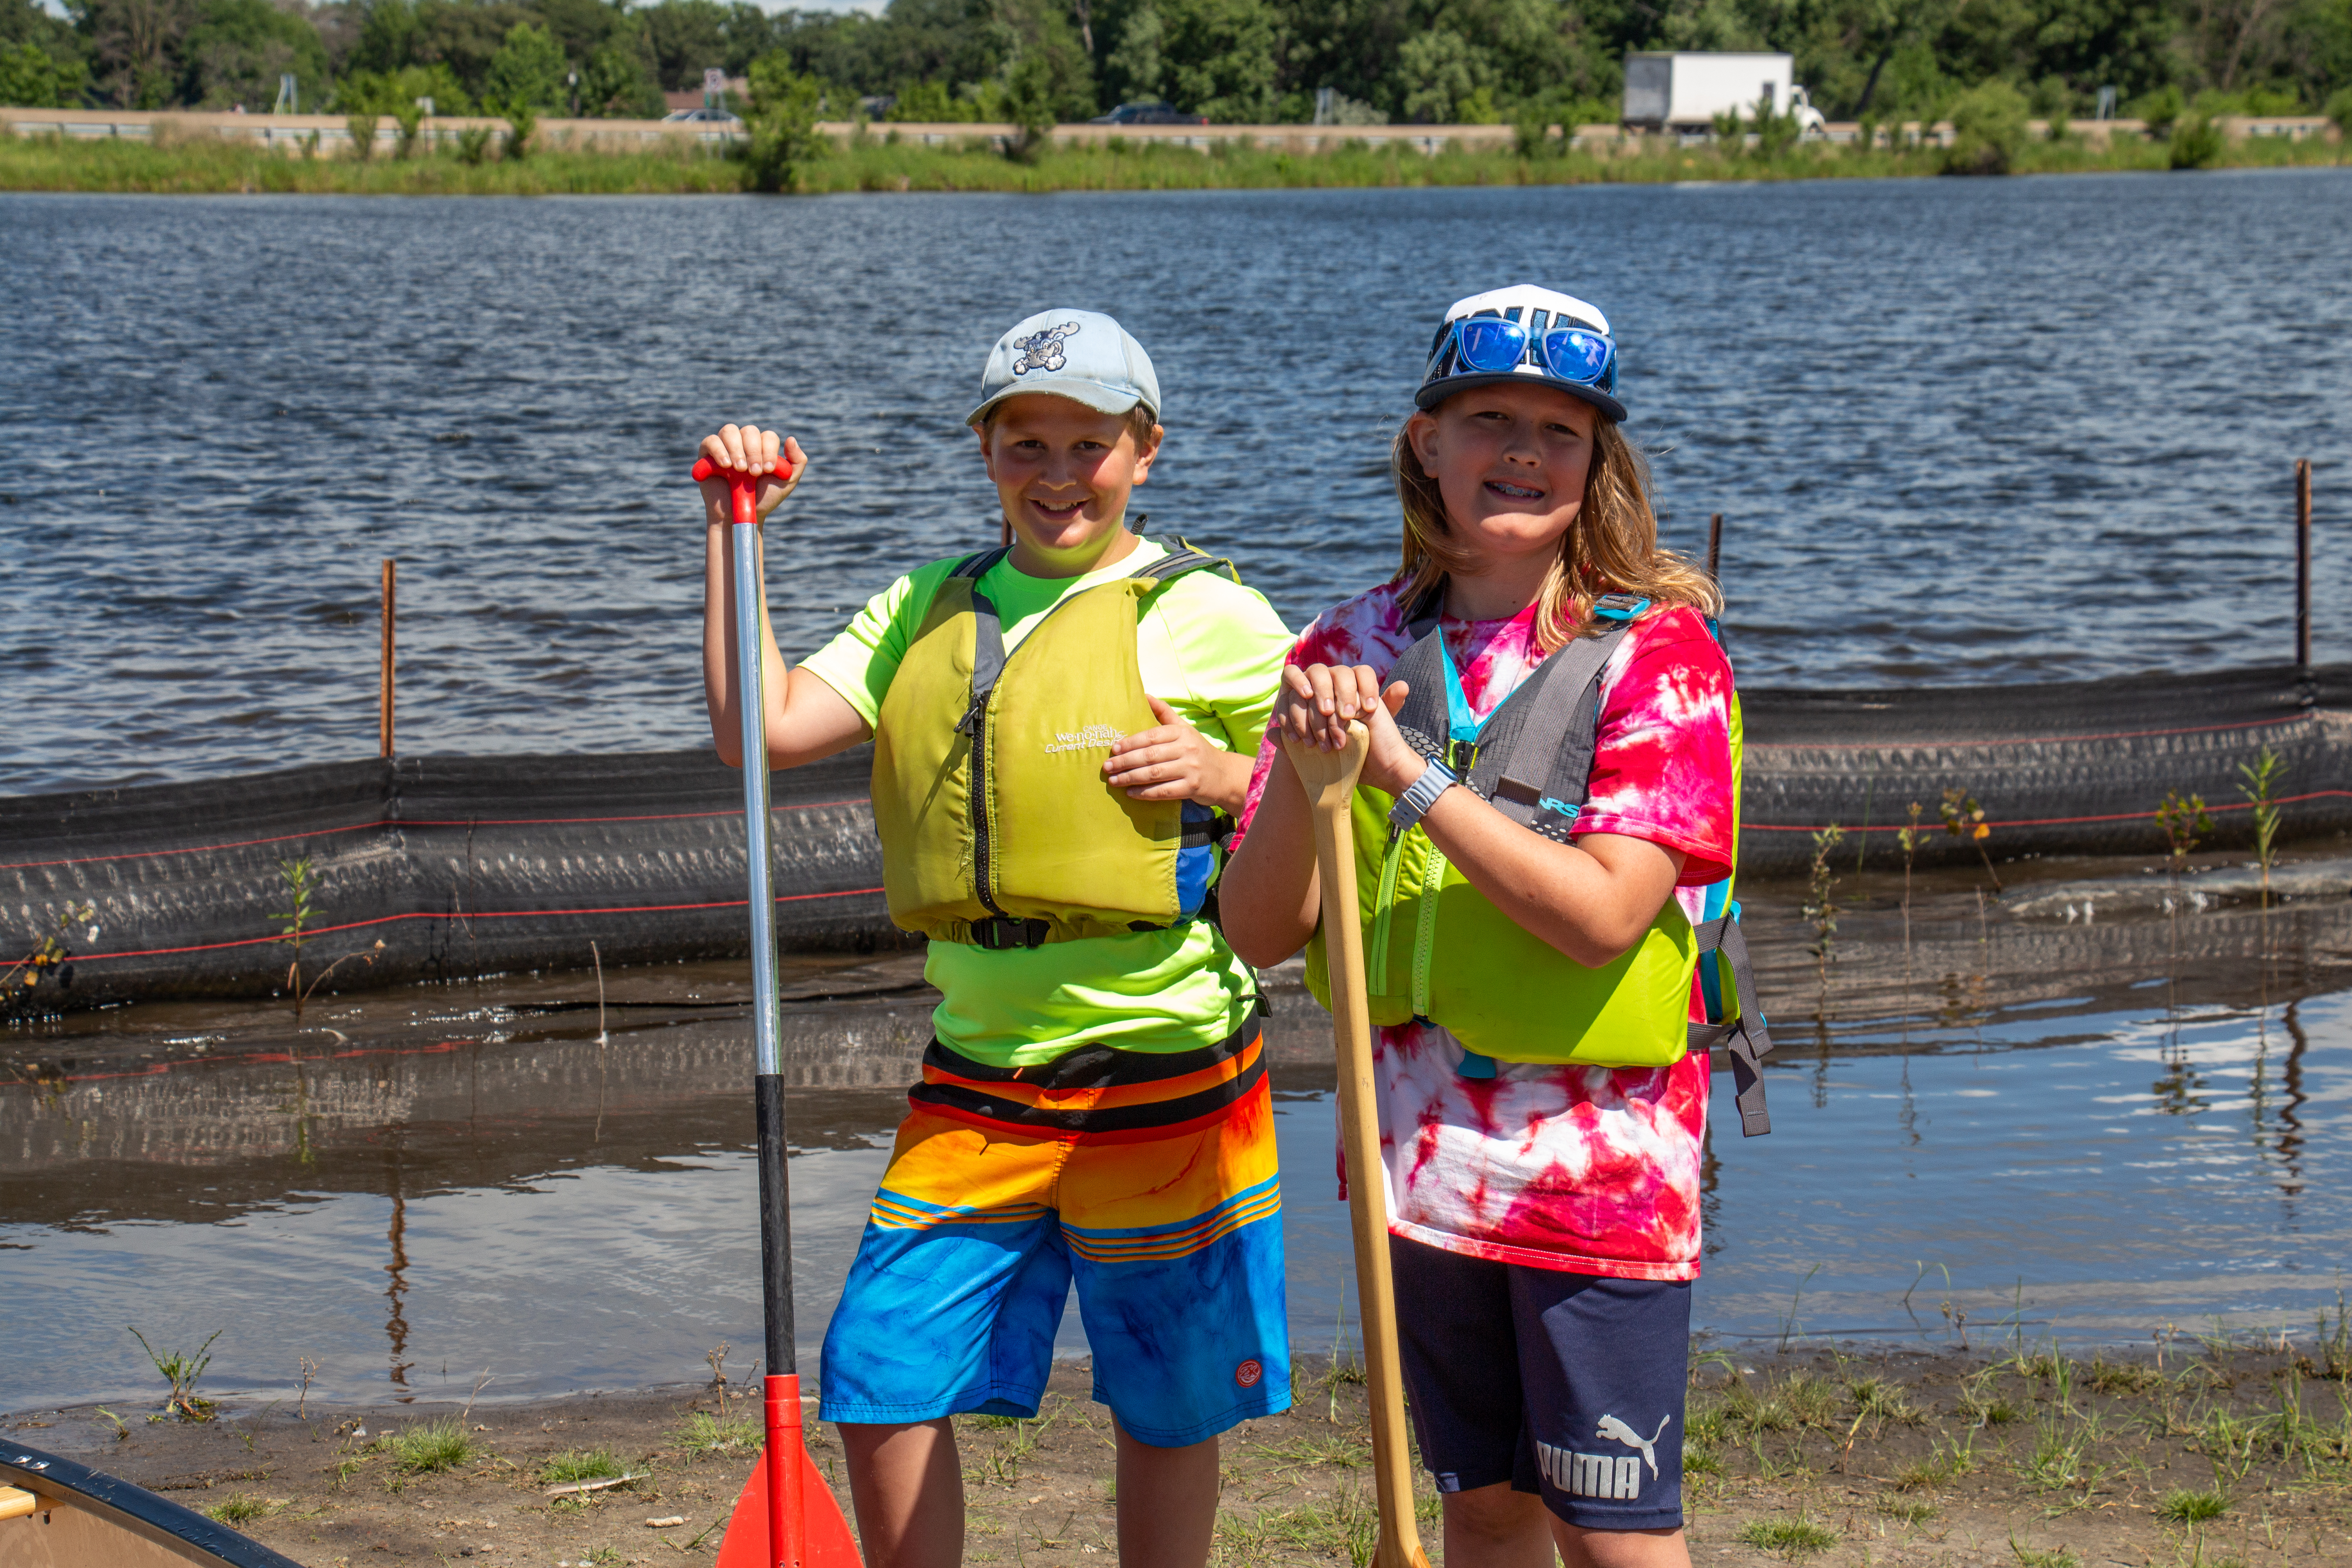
[693,453,859,1568]
[1284,725,1431,1568]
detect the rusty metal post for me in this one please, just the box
[2295,460,2313,674]
[380,559,397,758]
[1707,512,1724,579]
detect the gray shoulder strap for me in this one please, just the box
[1464,622,1632,840]
[951,546,1014,734]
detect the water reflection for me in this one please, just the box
[4,877,2349,1408]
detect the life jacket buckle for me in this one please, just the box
[972,916,1050,950]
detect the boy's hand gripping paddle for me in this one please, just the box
[1284,725,1433,1568]
[694,454,862,1568]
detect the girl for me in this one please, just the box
[1221,285,1738,1568]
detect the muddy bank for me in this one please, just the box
[10,1344,2351,1567]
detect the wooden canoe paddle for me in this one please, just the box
[1283,723,1432,1568]
[695,453,862,1568]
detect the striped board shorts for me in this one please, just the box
[817,1025,1291,1447]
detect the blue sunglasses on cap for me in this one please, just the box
[1426,314,1617,393]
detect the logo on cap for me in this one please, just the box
[1012,322,1083,376]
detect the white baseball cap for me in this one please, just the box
[968,308,1161,426]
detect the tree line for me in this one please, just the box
[4,0,2349,129]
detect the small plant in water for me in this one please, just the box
[1897,800,1925,943]
[380,1416,476,1473]
[4,901,98,1012]
[2238,746,2287,907]
[2156,790,2212,873]
[1802,825,1845,980]
[1941,789,2002,892]
[129,1327,222,1421]
[272,855,381,1020]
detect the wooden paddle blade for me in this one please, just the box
[1280,722,1369,808]
[714,1446,861,1568]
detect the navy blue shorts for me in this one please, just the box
[1389,1235,1690,1533]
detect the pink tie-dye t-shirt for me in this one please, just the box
[1236,580,1737,1280]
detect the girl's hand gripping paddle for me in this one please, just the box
[695,453,861,1568]
[1283,724,1432,1568]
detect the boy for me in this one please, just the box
[696,309,1295,1568]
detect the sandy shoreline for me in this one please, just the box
[9,1345,2350,1566]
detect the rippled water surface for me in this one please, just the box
[5,885,2348,1410]
[5,172,2349,794]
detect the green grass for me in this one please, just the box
[377,1416,476,1473]
[1248,1434,1367,1468]
[1736,1514,1840,1556]
[1218,1487,1380,1568]
[2157,1487,2229,1523]
[1849,1375,1923,1425]
[1877,1497,1937,1524]
[538,1447,624,1485]
[4,124,2342,197]
[205,1493,273,1524]
[2011,1544,2080,1568]
[672,1410,760,1454]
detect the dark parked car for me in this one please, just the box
[1088,100,1209,126]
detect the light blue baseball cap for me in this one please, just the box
[968,308,1161,426]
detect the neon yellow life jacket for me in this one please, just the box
[1303,594,1776,1135]
[870,541,1233,951]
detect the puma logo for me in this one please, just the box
[1596,1413,1671,1478]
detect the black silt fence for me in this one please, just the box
[5,665,2349,1010]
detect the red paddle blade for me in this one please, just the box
[714,1441,861,1568]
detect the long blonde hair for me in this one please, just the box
[1390,414,1721,652]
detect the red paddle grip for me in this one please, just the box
[693,453,797,527]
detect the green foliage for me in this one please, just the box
[1003,49,1058,157]
[579,40,664,119]
[2156,789,2213,866]
[380,1416,477,1473]
[740,49,826,191]
[1943,78,2029,174]
[1737,1514,1839,1555]
[455,123,495,165]
[502,94,537,158]
[485,22,566,115]
[1155,0,1278,122]
[539,1448,624,1484]
[346,111,379,161]
[2156,1487,2228,1522]
[673,1409,760,1452]
[2328,86,2352,138]
[339,64,471,157]
[2132,82,2185,132]
[2239,745,2287,894]
[1,38,88,107]
[129,1326,222,1421]
[206,1493,273,1524]
[2169,114,2226,167]
[180,0,330,114]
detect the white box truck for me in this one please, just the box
[1622,52,1823,132]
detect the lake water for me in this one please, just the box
[6,876,2349,1412]
[5,171,2350,795]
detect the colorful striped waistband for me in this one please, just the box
[910,1022,1265,1136]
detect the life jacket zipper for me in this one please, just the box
[959,696,1010,921]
